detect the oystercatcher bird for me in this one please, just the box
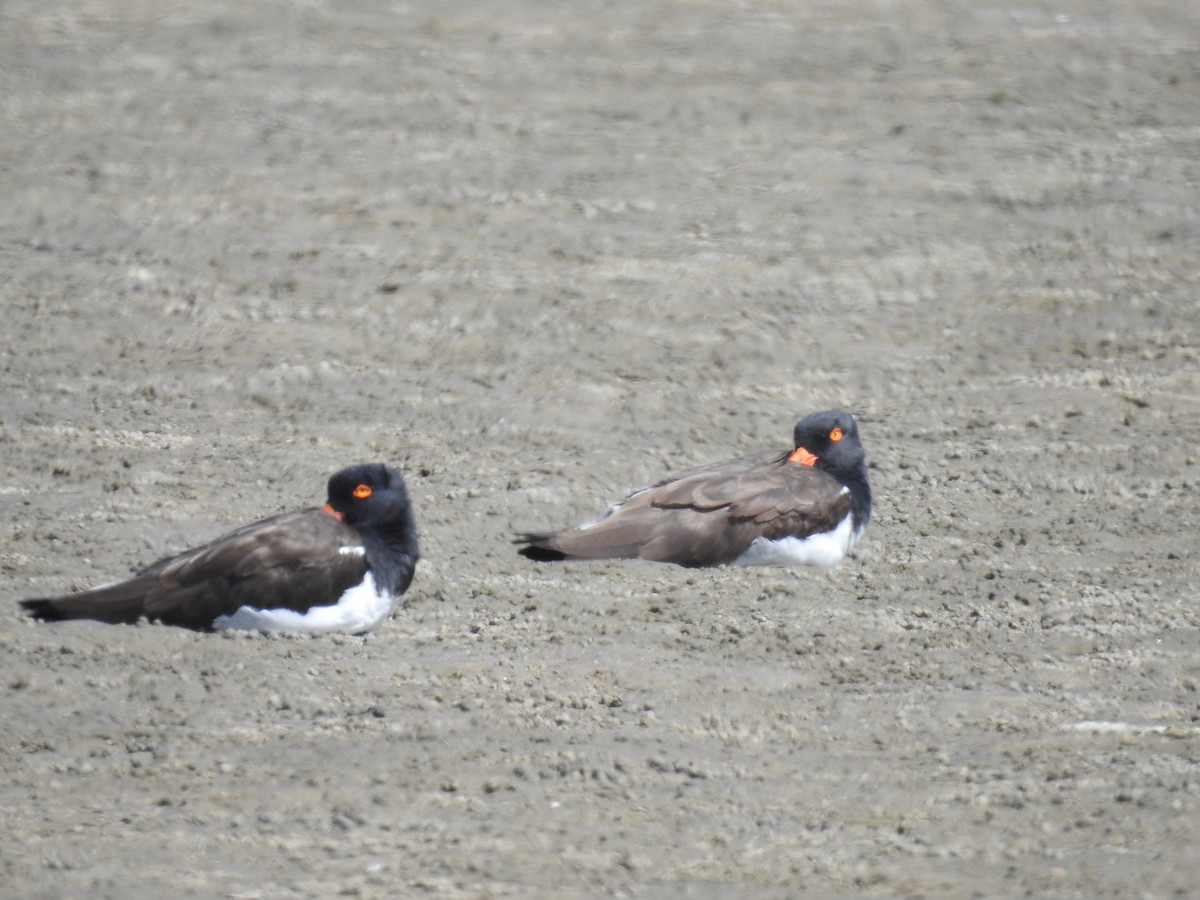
[20,463,418,633]
[517,410,870,569]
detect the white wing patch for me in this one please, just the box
[732,513,863,569]
[212,571,399,634]
[578,498,631,531]
[338,545,366,557]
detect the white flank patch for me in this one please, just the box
[732,513,862,569]
[212,571,398,635]
[338,545,366,556]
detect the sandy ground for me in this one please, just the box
[2,0,1199,896]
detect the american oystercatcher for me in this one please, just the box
[20,463,418,633]
[517,410,870,569]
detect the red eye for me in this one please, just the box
[829,427,843,442]
[353,484,372,499]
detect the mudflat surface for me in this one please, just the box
[2,1,1199,897]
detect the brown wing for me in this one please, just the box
[22,509,370,629]
[523,451,853,567]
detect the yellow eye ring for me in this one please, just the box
[829,427,844,442]
[352,484,372,499]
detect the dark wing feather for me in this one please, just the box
[521,450,852,567]
[22,509,369,629]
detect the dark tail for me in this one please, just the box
[19,598,71,621]
[515,533,568,563]
[20,584,151,625]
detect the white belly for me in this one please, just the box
[212,571,398,634]
[732,514,862,569]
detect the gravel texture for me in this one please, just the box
[2,1,1198,897]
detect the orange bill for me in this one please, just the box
[788,446,818,466]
